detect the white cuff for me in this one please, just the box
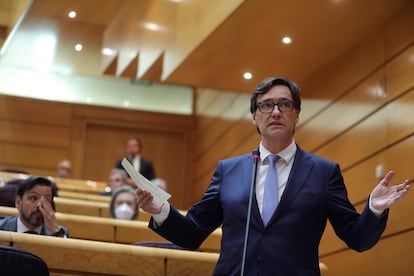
[369,194,384,217]
[152,202,170,227]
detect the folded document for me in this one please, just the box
[121,158,171,208]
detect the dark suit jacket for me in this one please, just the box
[0,216,69,237]
[150,146,388,276]
[115,156,156,180]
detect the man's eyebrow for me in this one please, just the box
[26,190,52,197]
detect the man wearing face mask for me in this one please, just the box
[109,186,139,220]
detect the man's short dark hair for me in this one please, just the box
[17,176,54,197]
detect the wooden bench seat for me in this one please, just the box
[54,196,153,221]
[54,197,110,217]
[0,171,108,194]
[57,190,111,202]
[0,206,221,252]
[0,230,218,276]
[0,208,328,274]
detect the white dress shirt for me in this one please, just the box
[256,140,296,216]
[17,217,42,234]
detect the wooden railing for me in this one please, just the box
[0,206,220,252]
[0,230,218,276]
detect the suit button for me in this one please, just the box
[255,259,261,265]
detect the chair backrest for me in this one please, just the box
[0,178,22,207]
[0,245,49,276]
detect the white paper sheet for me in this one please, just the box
[121,158,171,208]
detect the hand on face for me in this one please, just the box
[38,196,60,233]
[18,185,59,233]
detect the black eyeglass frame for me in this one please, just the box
[256,99,295,114]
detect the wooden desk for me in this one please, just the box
[0,231,218,276]
[0,206,221,252]
[54,197,109,217]
[0,208,328,274]
[0,171,107,194]
[57,190,111,202]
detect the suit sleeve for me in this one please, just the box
[327,164,388,252]
[149,161,224,249]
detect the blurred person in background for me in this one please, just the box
[109,185,139,220]
[100,168,129,196]
[56,159,72,179]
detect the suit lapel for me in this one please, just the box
[273,148,314,219]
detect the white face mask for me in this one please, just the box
[114,203,134,220]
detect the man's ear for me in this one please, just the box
[15,195,22,209]
[251,113,257,126]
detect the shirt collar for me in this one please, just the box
[17,216,42,234]
[259,140,297,164]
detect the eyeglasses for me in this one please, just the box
[256,99,295,114]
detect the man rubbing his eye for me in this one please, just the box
[0,176,69,238]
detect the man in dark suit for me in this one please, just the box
[137,77,410,275]
[115,137,156,182]
[0,176,68,238]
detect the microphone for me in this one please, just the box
[240,149,260,276]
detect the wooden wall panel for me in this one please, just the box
[338,133,414,206]
[386,44,414,100]
[296,69,387,152]
[0,143,67,175]
[311,88,414,171]
[294,6,414,275]
[82,122,189,208]
[383,1,414,59]
[0,94,195,209]
[298,31,385,110]
[0,94,72,125]
[385,89,414,143]
[0,94,72,175]
[72,104,194,128]
[320,230,414,276]
[0,121,70,148]
[192,89,258,202]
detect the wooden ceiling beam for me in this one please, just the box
[102,54,118,76]
[119,53,138,79]
[140,52,164,82]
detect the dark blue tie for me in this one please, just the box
[262,154,280,225]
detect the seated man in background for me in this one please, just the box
[100,168,129,196]
[56,159,72,179]
[108,186,139,220]
[0,176,69,238]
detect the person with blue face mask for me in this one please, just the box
[109,186,139,220]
